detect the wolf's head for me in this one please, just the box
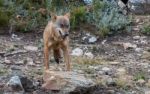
[51,13,70,39]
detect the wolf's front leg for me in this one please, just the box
[62,46,71,71]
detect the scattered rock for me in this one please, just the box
[109,61,120,65]
[137,79,146,86]
[26,58,35,66]
[5,76,24,93]
[15,60,25,65]
[82,36,87,41]
[71,48,83,56]
[4,58,12,64]
[102,67,111,72]
[11,34,21,40]
[84,52,94,59]
[123,42,137,50]
[88,36,97,43]
[24,46,38,52]
[135,48,143,52]
[116,68,126,75]
[135,19,140,23]
[106,78,117,87]
[133,36,140,40]
[102,67,112,75]
[133,27,140,31]
[141,40,148,44]
[101,39,107,45]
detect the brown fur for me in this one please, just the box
[43,13,71,71]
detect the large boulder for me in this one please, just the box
[42,70,95,93]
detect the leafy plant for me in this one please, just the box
[134,72,146,81]
[86,0,131,37]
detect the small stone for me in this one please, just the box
[5,76,24,93]
[135,48,143,52]
[11,34,17,39]
[24,46,38,52]
[101,39,107,45]
[133,27,140,31]
[4,58,12,64]
[35,61,41,64]
[137,79,145,85]
[102,67,111,72]
[106,78,117,87]
[84,52,94,59]
[102,67,112,75]
[133,36,140,40]
[116,68,126,75]
[136,19,140,23]
[145,90,150,94]
[88,36,97,43]
[141,40,148,44]
[109,61,120,65]
[123,43,137,50]
[26,58,35,66]
[15,60,25,65]
[71,48,83,56]
[82,36,87,41]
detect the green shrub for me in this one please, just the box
[86,0,131,37]
[71,6,86,28]
[142,23,150,35]
[0,10,10,26]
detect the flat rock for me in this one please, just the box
[24,46,38,52]
[109,61,120,65]
[133,36,140,40]
[5,76,24,93]
[123,43,137,50]
[88,36,97,43]
[42,70,94,92]
[4,58,12,65]
[71,48,83,56]
[84,52,94,59]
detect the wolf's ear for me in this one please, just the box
[64,12,70,19]
[50,12,57,22]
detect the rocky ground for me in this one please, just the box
[0,15,150,94]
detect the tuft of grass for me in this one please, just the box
[72,57,107,66]
[134,72,146,81]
